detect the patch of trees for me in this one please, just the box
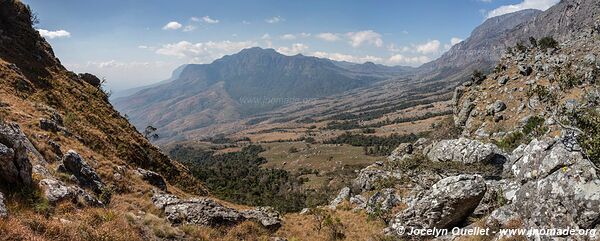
[323,132,420,156]
[169,145,317,212]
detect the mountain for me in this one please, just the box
[110,64,187,99]
[113,47,410,142]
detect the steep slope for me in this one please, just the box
[114,47,409,142]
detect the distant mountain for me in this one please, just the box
[113,47,410,141]
[110,64,187,99]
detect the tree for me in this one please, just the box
[529,36,537,48]
[143,125,159,140]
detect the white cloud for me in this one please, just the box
[138,45,149,49]
[416,40,441,54]
[183,25,197,32]
[265,16,284,24]
[242,20,251,25]
[486,0,559,18]
[261,33,271,40]
[450,37,463,46]
[387,54,430,66]
[388,43,411,53]
[280,34,296,40]
[277,43,309,55]
[202,16,219,24]
[190,17,200,22]
[312,51,382,64]
[346,30,383,48]
[162,21,182,30]
[37,29,71,39]
[155,40,256,62]
[479,0,492,2]
[316,33,340,42]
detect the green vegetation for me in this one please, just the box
[494,116,548,151]
[324,133,419,156]
[538,36,558,50]
[169,145,329,212]
[572,109,600,165]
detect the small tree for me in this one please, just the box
[144,125,159,140]
[538,36,558,50]
[529,36,538,48]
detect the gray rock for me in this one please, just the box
[299,208,311,215]
[328,187,350,209]
[39,118,59,132]
[39,178,72,203]
[0,192,7,218]
[61,150,104,193]
[486,100,506,115]
[425,138,506,165]
[387,143,413,162]
[240,207,282,228]
[366,188,400,214]
[584,53,596,65]
[454,99,475,127]
[152,193,282,228]
[350,195,367,210]
[78,73,102,87]
[136,168,167,191]
[510,138,580,183]
[352,163,401,192]
[497,76,509,85]
[0,139,32,185]
[388,175,486,235]
[518,64,533,76]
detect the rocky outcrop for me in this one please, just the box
[365,188,401,214]
[78,73,102,87]
[328,187,350,209]
[152,193,281,229]
[59,150,104,193]
[0,123,32,185]
[425,138,506,165]
[387,174,486,236]
[387,143,413,162]
[0,192,7,218]
[39,178,103,206]
[136,168,167,191]
[352,162,401,192]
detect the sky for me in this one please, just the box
[23,0,559,91]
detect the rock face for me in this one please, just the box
[425,138,506,164]
[39,178,103,206]
[365,188,401,214]
[0,192,7,218]
[489,136,600,233]
[0,124,32,185]
[78,73,102,87]
[152,193,282,229]
[136,168,168,191]
[60,150,104,193]
[388,174,486,235]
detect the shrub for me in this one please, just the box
[538,36,558,50]
[572,109,600,165]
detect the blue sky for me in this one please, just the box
[23,0,559,91]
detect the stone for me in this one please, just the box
[0,192,7,218]
[387,143,413,162]
[136,168,167,191]
[39,118,59,132]
[78,73,102,87]
[365,188,400,214]
[584,53,596,65]
[352,163,401,192]
[152,193,282,228]
[387,175,486,235]
[497,76,509,85]
[518,65,533,76]
[350,195,366,210]
[328,187,350,209]
[299,208,311,215]
[0,140,31,185]
[454,99,475,127]
[39,178,103,206]
[0,122,46,166]
[486,100,506,115]
[61,150,103,193]
[425,138,506,165]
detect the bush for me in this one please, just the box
[572,109,600,165]
[538,36,558,50]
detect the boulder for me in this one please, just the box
[240,207,282,228]
[509,137,580,183]
[328,187,350,209]
[78,73,102,87]
[0,122,46,166]
[387,174,486,235]
[136,168,167,191]
[497,76,509,85]
[352,163,401,192]
[518,64,533,76]
[0,192,7,218]
[0,140,31,185]
[387,143,413,162]
[454,99,475,127]
[152,193,282,228]
[39,178,103,206]
[425,138,506,165]
[350,195,367,210]
[486,100,506,115]
[60,150,103,193]
[39,118,59,132]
